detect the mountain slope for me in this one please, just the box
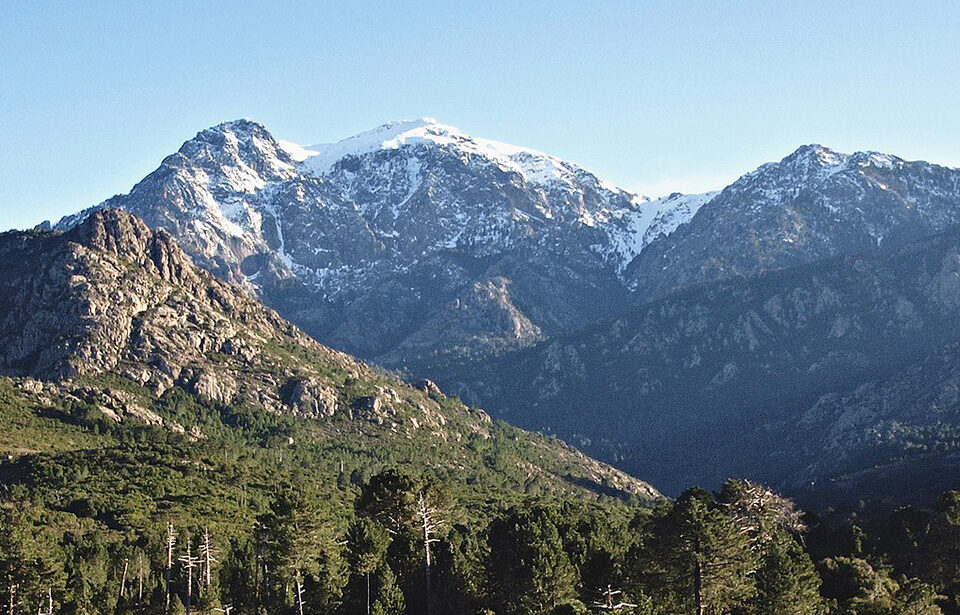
[2,209,660,507]
[434,228,960,501]
[782,335,960,508]
[55,119,709,368]
[628,144,960,297]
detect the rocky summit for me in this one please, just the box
[628,144,960,298]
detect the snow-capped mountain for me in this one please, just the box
[58,120,960,376]
[55,120,328,285]
[628,144,960,297]
[58,118,707,365]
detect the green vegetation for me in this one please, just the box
[1,375,959,615]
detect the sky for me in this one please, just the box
[1,1,959,231]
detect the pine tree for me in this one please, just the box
[817,557,898,612]
[894,578,943,615]
[755,536,825,615]
[356,471,418,536]
[258,486,341,615]
[369,565,405,615]
[357,470,449,614]
[486,505,577,615]
[169,592,186,615]
[432,525,487,615]
[219,536,260,615]
[303,548,347,615]
[0,507,37,615]
[61,533,114,615]
[639,488,757,615]
[346,519,390,615]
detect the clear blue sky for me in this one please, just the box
[2,1,959,230]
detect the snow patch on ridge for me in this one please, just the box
[298,118,593,190]
[599,191,719,273]
[278,139,319,163]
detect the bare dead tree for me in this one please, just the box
[294,572,306,615]
[199,528,217,593]
[252,529,261,612]
[137,553,145,611]
[165,523,177,615]
[119,558,129,600]
[179,542,200,615]
[7,579,17,615]
[261,563,270,610]
[590,585,638,612]
[416,490,444,615]
[724,480,804,550]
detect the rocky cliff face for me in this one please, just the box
[436,228,960,501]
[4,209,365,412]
[3,209,660,502]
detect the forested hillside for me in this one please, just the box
[4,428,959,615]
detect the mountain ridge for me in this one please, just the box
[41,119,960,505]
[628,142,960,298]
[54,118,712,367]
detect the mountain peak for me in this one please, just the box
[300,117,470,174]
[177,118,288,163]
[205,118,271,136]
[781,143,847,169]
[730,143,850,187]
[181,119,277,153]
[363,116,447,134]
[298,117,605,195]
[779,144,906,175]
